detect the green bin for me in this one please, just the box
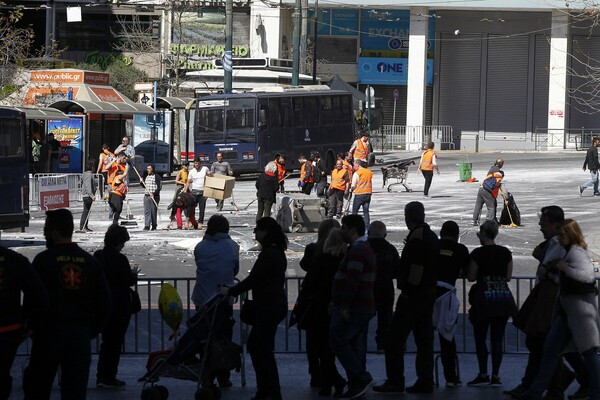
[459,162,472,181]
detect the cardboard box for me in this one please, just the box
[204,175,235,200]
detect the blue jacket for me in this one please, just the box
[192,233,240,307]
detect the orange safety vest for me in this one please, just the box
[300,162,314,183]
[419,149,436,171]
[99,151,114,173]
[354,167,373,195]
[277,163,286,182]
[108,163,126,185]
[330,168,349,191]
[353,139,369,161]
[111,180,127,197]
[483,172,503,198]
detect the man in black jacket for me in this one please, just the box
[23,209,112,400]
[367,221,400,353]
[0,246,48,400]
[578,136,600,196]
[313,152,328,197]
[256,161,279,221]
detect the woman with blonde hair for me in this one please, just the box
[521,219,600,400]
[301,227,348,396]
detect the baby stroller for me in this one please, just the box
[139,295,242,400]
[381,159,416,192]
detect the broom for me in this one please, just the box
[500,187,518,228]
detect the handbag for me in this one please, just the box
[239,298,256,325]
[129,288,142,314]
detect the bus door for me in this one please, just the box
[0,109,29,230]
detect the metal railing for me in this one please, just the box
[29,173,104,211]
[370,125,454,151]
[533,128,600,150]
[16,275,565,357]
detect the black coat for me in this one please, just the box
[256,172,278,203]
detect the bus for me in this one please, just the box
[0,108,29,230]
[193,86,356,174]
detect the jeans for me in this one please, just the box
[352,194,371,227]
[528,314,600,399]
[384,289,435,387]
[581,170,599,194]
[472,187,497,223]
[80,197,93,230]
[256,197,273,222]
[192,190,207,224]
[375,305,393,352]
[472,316,508,376]
[329,308,374,386]
[143,194,159,228]
[422,170,433,196]
[97,313,131,382]
[0,331,19,400]
[439,333,459,382]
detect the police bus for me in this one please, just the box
[0,108,29,230]
[193,86,356,174]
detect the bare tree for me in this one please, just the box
[0,8,34,99]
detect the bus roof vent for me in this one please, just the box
[250,85,331,93]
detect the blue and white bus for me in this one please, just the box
[0,108,29,230]
[193,86,356,173]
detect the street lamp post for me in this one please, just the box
[312,0,318,84]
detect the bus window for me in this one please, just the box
[196,108,224,143]
[304,97,319,126]
[268,98,281,128]
[0,118,23,157]
[225,99,255,142]
[339,95,352,121]
[292,97,304,128]
[320,96,334,125]
[281,98,292,128]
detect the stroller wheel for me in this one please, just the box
[141,387,162,400]
[195,387,215,400]
[387,186,392,192]
[155,385,169,400]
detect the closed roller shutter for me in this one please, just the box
[485,35,530,133]
[437,33,482,134]
[568,36,600,130]
[533,34,550,131]
[370,85,432,127]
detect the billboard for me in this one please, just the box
[47,117,84,173]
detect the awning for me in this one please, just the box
[155,97,196,109]
[49,100,157,115]
[1,106,70,120]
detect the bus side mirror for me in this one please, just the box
[259,109,267,126]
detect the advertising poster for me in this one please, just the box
[47,117,83,173]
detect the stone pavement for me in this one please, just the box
[11,351,583,400]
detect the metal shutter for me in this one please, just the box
[437,33,482,133]
[533,34,550,131]
[485,35,530,133]
[568,36,600,130]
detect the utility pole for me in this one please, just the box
[300,0,307,71]
[224,0,233,93]
[312,0,318,84]
[292,0,301,86]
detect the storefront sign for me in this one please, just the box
[30,70,110,85]
[84,51,133,69]
[170,44,249,57]
[359,9,436,52]
[90,87,124,102]
[47,118,84,173]
[38,175,69,210]
[358,57,433,85]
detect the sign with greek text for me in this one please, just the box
[39,175,69,210]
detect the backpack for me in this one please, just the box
[482,175,497,192]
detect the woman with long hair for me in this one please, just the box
[520,219,600,400]
[302,228,348,396]
[221,217,288,400]
[467,220,516,387]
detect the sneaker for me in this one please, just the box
[490,375,502,386]
[504,384,528,397]
[568,386,590,400]
[595,192,600,196]
[467,374,490,386]
[143,226,150,231]
[473,220,479,227]
[445,381,462,388]
[83,227,93,232]
[372,380,405,394]
[344,379,373,398]
[96,379,126,389]
[406,382,434,394]
[579,186,584,196]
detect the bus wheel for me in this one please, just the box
[325,150,336,172]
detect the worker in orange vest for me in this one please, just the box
[327,159,350,218]
[108,166,129,225]
[418,142,440,197]
[298,153,314,195]
[96,144,114,198]
[350,131,370,163]
[350,159,374,226]
[472,158,504,226]
[275,155,287,192]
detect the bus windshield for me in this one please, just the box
[196,98,256,144]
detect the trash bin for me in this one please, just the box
[459,162,472,181]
